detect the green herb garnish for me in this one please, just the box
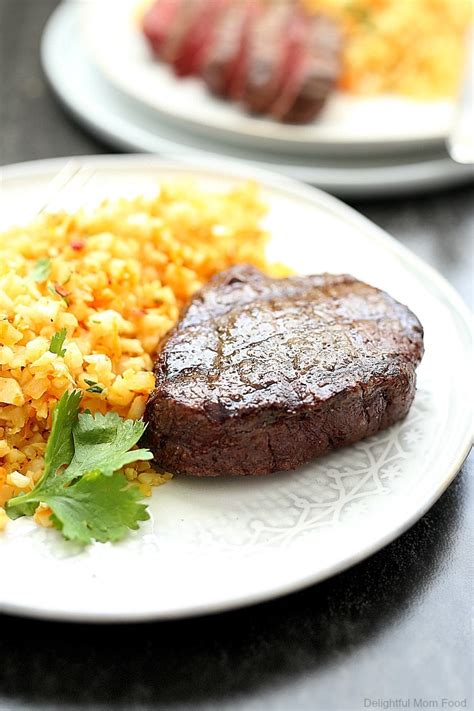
[49,328,67,357]
[29,257,51,283]
[346,1,374,29]
[84,378,104,394]
[6,391,153,545]
[65,408,152,480]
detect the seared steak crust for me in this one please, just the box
[145,265,424,476]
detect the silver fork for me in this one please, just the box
[36,161,96,216]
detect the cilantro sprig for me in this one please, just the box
[49,328,67,357]
[6,391,153,545]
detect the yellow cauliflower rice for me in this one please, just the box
[0,181,272,526]
[303,0,472,97]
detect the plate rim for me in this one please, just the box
[80,0,452,154]
[0,154,472,623]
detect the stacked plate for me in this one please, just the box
[42,0,474,198]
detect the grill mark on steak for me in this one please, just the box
[145,265,424,476]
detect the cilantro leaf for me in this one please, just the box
[49,328,67,357]
[346,2,375,29]
[46,471,149,545]
[6,390,82,519]
[63,411,152,482]
[84,379,104,394]
[29,257,52,283]
[43,390,82,482]
[6,392,153,545]
[5,496,38,520]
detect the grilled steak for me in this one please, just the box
[145,265,424,477]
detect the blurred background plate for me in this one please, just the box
[81,0,455,158]
[42,2,474,199]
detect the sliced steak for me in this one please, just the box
[145,265,424,477]
[143,0,342,123]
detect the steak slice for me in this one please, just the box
[240,1,294,114]
[144,265,424,477]
[158,0,201,65]
[142,0,182,59]
[268,9,309,121]
[270,11,342,122]
[282,13,342,123]
[200,0,256,97]
[173,0,228,77]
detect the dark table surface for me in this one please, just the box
[0,2,473,710]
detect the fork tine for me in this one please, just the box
[37,163,96,216]
[37,161,83,214]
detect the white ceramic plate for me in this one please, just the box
[42,2,474,199]
[81,0,455,157]
[0,156,472,623]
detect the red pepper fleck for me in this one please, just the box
[70,239,85,251]
[54,283,69,298]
